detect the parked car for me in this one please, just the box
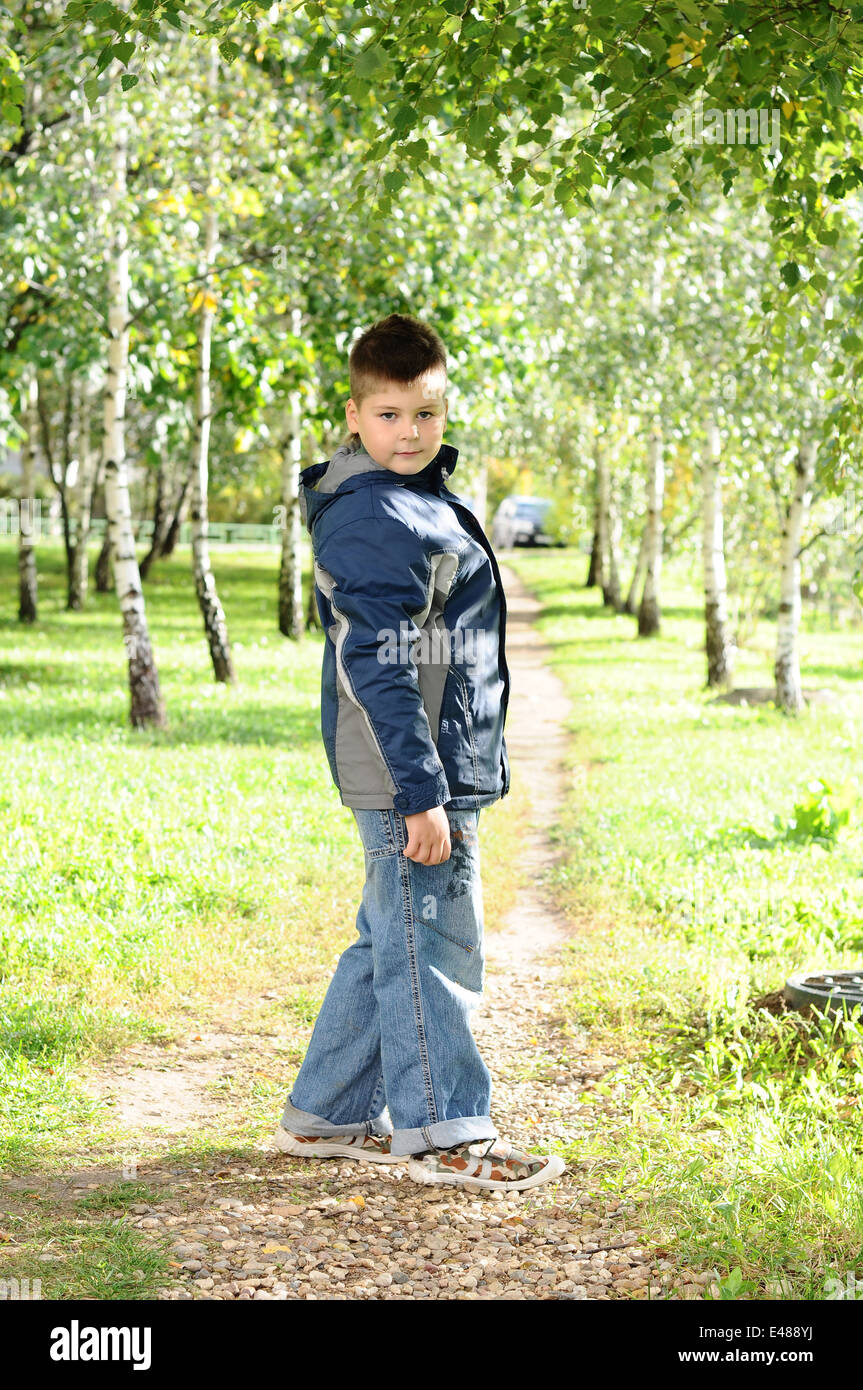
[490,496,557,549]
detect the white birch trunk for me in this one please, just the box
[774,438,816,712]
[190,42,234,682]
[702,416,734,686]
[606,483,622,611]
[278,306,306,640]
[637,425,663,636]
[68,374,99,609]
[594,428,609,599]
[18,365,38,622]
[101,79,165,727]
[624,523,648,615]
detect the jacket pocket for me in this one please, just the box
[436,668,481,795]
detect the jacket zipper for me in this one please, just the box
[450,666,481,795]
[441,493,511,789]
[441,494,508,722]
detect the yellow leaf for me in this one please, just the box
[349,1194,365,1208]
[228,185,265,217]
[262,1243,293,1253]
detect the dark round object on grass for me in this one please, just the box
[784,971,863,1016]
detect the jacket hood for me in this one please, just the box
[299,441,459,534]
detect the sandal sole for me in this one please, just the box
[406,1154,566,1191]
[273,1127,401,1162]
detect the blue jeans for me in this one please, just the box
[281,806,497,1158]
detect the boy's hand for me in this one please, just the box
[403,806,451,864]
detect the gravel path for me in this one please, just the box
[7,564,716,1300]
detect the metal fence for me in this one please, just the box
[89,519,284,546]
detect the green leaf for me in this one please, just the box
[112,40,135,65]
[780,261,800,287]
[120,73,138,91]
[822,69,843,106]
[219,40,241,63]
[83,78,100,104]
[629,164,654,190]
[354,46,389,79]
[467,105,493,145]
[392,104,417,136]
[95,42,115,75]
[383,169,408,194]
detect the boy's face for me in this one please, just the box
[345,369,448,476]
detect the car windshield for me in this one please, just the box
[513,499,552,516]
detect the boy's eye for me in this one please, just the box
[379,411,434,420]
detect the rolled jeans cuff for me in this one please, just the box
[282,1096,393,1138]
[391,1116,498,1158]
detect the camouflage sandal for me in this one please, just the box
[273,1126,400,1163]
[407,1137,566,1191]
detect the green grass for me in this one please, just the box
[505,546,863,1301]
[0,538,524,1177]
[6,534,861,1301]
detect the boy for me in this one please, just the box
[274,313,565,1192]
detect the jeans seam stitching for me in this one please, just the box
[396,818,438,1126]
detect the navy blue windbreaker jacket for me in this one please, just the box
[298,439,511,816]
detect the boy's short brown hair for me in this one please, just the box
[341,313,447,448]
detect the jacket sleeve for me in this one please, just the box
[316,518,452,816]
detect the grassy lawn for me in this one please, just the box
[2,535,861,1301]
[0,538,527,1295]
[504,547,863,1301]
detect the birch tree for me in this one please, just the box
[774,439,817,712]
[702,415,734,686]
[188,42,234,684]
[278,305,306,641]
[67,371,100,610]
[100,75,165,728]
[18,364,38,623]
[624,524,648,616]
[638,425,664,637]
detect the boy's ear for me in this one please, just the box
[345,399,358,431]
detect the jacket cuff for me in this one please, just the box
[393,771,452,817]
